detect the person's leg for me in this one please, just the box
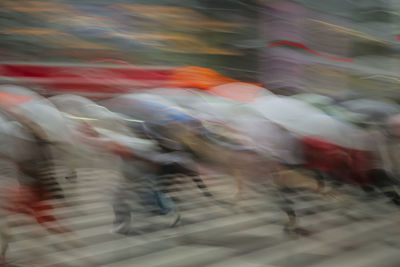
[112,196,133,234]
[148,173,181,227]
[112,170,135,233]
[65,168,78,183]
[191,176,213,197]
[0,214,9,261]
[169,163,213,197]
[370,169,400,206]
[39,144,65,200]
[314,170,326,193]
[154,189,177,213]
[277,187,297,230]
[113,201,132,226]
[148,174,176,215]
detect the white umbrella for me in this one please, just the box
[49,94,129,132]
[0,115,38,162]
[49,94,95,116]
[155,89,254,123]
[117,93,177,107]
[145,88,202,105]
[16,99,72,143]
[291,93,334,108]
[250,96,324,132]
[231,115,305,164]
[145,88,252,123]
[296,114,370,151]
[0,87,72,143]
[156,93,301,161]
[0,85,42,99]
[148,88,234,108]
[101,93,204,126]
[101,93,178,121]
[189,100,251,124]
[250,96,370,150]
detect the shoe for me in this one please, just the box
[111,223,143,236]
[284,225,313,237]
[65,175,77,183]
[293,227,313,237]
[163,210,181,228]
[170,213,181,227]
[203,191,213,197]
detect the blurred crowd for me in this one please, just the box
[0,0,399,265]
[0,82,399,262]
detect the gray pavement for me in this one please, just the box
[2,166,400,267]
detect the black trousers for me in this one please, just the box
[365,169,400,206]
[18,156,64,200]
[160,163,212,197]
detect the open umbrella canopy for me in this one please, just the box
[189,98,252,125]
[249,96,370,150]
[291,93,334,109]
[49,94,132,136]
[231,115,305,164]
[319,105,368,125]
[49,94,125,123]
[49,94,95,116]
[106,92,259,155]
[0,91,32,107]
[147,88,204,105]
[149,89,250,125]
[208,83,273,103]
[0,109,38,162]
[330,90,363,102]
[16,100,72,143]
[250,96,324,132]
[0,87,71,143]
[152,89,254,122]
[101,93,200,125]
[101,93,175,121]
[0,85,42,100]
[146,88,262,131]
[341,99,400,123]
[117,93,177,107]
[296,114,370,150]
[148,88,234,109]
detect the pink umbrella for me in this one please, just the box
[208,83,272,103]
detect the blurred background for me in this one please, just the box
[0,0,259,81]
[0,0,399,97]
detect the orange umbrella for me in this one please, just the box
[169,66,238,89]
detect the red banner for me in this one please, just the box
[0,63,252,101]
[0,63,174,98]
